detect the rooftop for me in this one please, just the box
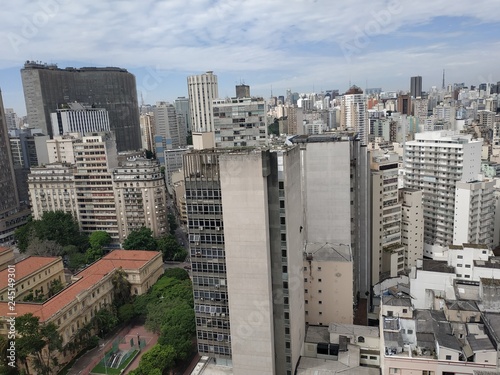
[0,256,61,289]
[304,243,352,262]
[445,300,479,312]
[0,250,160,322]
[421,259,455,274]
[382,294,412,307]
[305,325,330,344]
[296,357,379,375]
[329,323,379,338]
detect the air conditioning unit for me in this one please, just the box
[216,313,221,317]
[221,313,226,317]
[200,297,204,301]
[216,227,220,231]
[211,298,215,301]
[199,226,204,230]
[195,242,200,246]
[215,285,220,288]
[210,313,215,317]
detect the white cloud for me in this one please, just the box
[0,0,498,103]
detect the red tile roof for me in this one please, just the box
[0,246,12,255]
[0,256,61,290]
[0,250,161,322]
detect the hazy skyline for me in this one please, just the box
[0,0,499,116]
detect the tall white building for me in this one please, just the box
[188,71,218,149]
[399,188,423,270]
[139,112,155,152]
[340,86,368,145]
[404,131,482,258]
[213,97,267,148]
[154,102,186,164]
[453,179,495,247]
[370,151,404,284]
[50,103,110,136]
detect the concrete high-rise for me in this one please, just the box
[212,97,268,148]
[154,102,186,164]
[370,151,404,284]
[185,146,305,375]
[0,89,30,243]
[340,86,368,145]
[410,76,422,98]
[21,61,141,151]
[292,134,371,299]
[404,131,482,258]
[187,71,218,149]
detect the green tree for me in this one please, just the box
[268,118,279,135]
[132,344,176,375]
[67,252,87,271]
[48,279,64,297]
[93,307,119,336]
[163,268,190,280]
[118,303,136,323]
[89,231,112,249]
[167,214,178,235]
[15,211,88,253]
[112,267,131,307]
[35,211,85,248]
[159,324,193,360]
[122,227,157,250]
[157,234,181,260]
[16,313,62,375]
[0,335,18,375]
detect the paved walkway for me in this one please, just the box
[123,324,159,373]
[67,323,158,375]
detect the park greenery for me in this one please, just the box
[14,211,187,271]
[128,268,195,375]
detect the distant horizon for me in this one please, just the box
[1,1,498,116]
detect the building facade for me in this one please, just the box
[212,97,268,148]
[403,131,482,258]
[50,102,110,136]
[340,86,368,145]
[187,71,218,149]
[21,61,141,151]
[112,158,168,241]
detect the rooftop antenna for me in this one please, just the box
[140,91,144,106]
[442,69,445,90]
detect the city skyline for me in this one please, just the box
[0,1,498,116]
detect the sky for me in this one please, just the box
[0,0,499,116]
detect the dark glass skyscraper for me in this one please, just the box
[0,89,30,243]
[410,76,422,98]
[21,61,141,151]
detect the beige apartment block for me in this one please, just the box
[399,188,423,270]
[303,243,353,326]
[28,162,78,220]
[112,158,168,242]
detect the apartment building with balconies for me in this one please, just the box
[403,131,482,259]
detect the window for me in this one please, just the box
[445,355,452,360]
[387,311,393,317]
[317,267,321,271]
[457,255,463,259]
[457,264,462,267]
[318,290,322,294]
[402,309,408,313]
[465,264,471,268]
[358,336,365,343]
[369,356,377,360]
[305,289,308,294]
[319,301,322,304]
[407,329,413,334]
[318,279,322,282]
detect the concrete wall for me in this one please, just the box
[220,151,276,375]
[304,259,353,325]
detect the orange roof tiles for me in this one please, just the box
[0,250,161,322]
[0,256,61,290]
[0,246,12,255]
